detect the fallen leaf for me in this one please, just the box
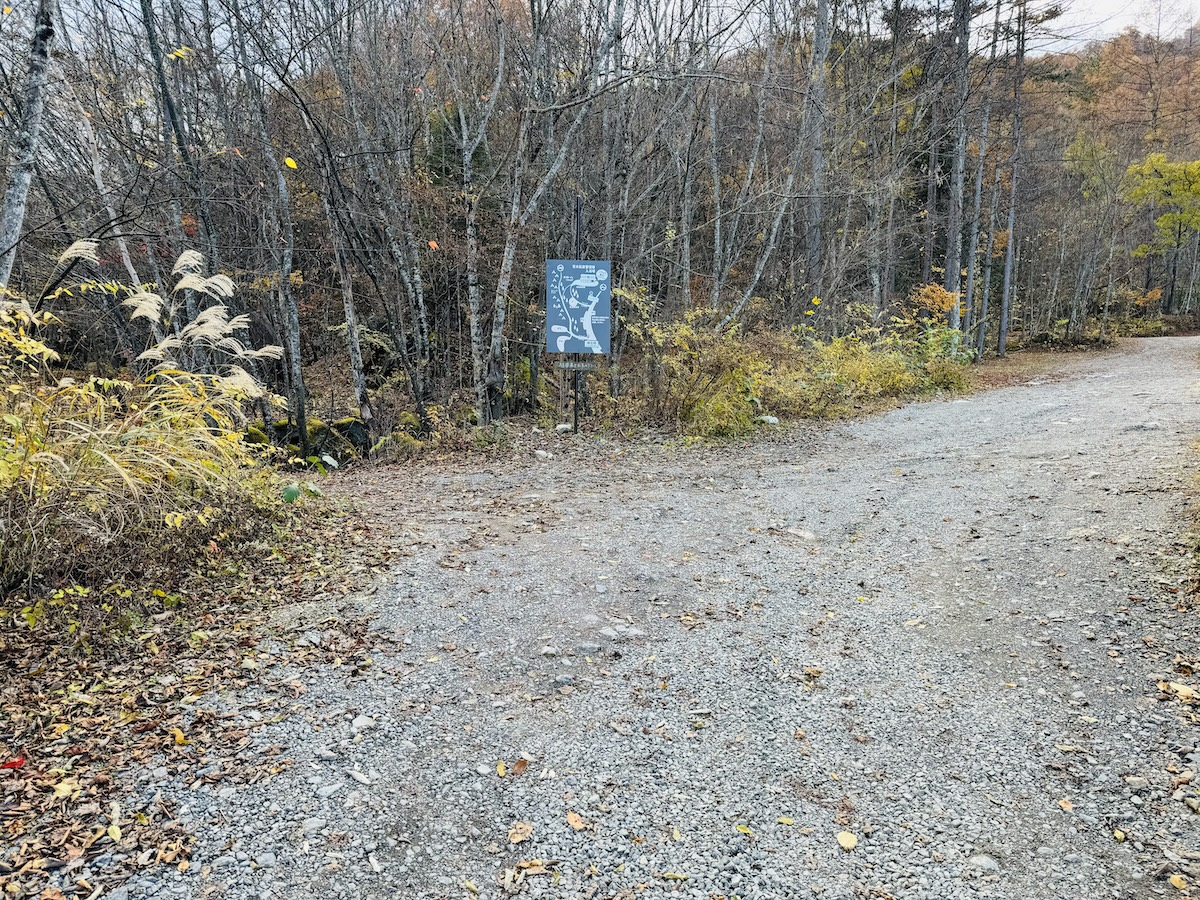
[836,831,858,851]
[1,756,25,770]
[512,758,528,776]
[777,817,795,825]
[284,157,298,169]
[735,824,753,835]
[52,777,80,800]
[662,873,688,881]
[496,761,506,777]
[1160,681,1198,703]
[169,727,188,745]
[463,881,478,894]
[1113,829,1125,842]
[1058,798,1073,811]
[1169,874,1188,891]
[672,826,681,840]
[566,810,587,831]
[508,821,532,844]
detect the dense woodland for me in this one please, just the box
[2,0,1200,442]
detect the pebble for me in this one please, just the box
[129,343,1200,900]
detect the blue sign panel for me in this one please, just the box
[546,259,611,354]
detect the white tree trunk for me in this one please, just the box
[0,0,56,290]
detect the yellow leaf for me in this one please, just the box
[672,826,681,841]
[496,761,506,777]
[508,821,532,844]
[52,777,79,800]
[1160,681,1198,703]
[836,831,858,851]
[2,7,11,14]
[169,727,188,745]
[662,873,688,881]
[107,824,122,841]
[777,817,795,825]
[284,157,298,170]
[1113,829,1125,842]
[1169,874,1188,891]
[463,881,478,894]
[566,810,587,831]
[735,824,753,835]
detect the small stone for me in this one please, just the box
[578,642,602,654]
[106,888,129,900]
[315,783,343,799]
[540,646,560,658]
[555,424,573,434]
[301,817,326,834]
[255,852,277,868]
[968,854,1000,873]
[534,449,554,460]
[217,787,236,800]
[351,715,375,733]
[212,855,236,869]
[755,415,780,425]
[316,748,338,761]
[1123,775,1150,791]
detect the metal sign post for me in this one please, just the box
[546,260,610,432]
[545,196,608,432]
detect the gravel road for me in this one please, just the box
[123,338,1200,900]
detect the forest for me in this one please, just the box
[1,0,1197,427]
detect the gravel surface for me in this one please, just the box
[119,338,1200,900]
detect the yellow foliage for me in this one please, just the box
[0,264,286,600]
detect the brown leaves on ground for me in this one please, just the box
[0,505,396,899]
[507,821,533,844]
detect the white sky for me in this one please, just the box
[1051,0,1197,50]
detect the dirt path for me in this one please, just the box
[135,339,1200,900]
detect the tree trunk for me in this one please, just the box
[997,1,1025,358]
[942,0,970,330]
[805,0,831,296]
[0,0,56,289]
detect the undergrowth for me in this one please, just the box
[605,286,974,438]
[0,246,297,631]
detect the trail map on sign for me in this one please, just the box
[546,260,611,354]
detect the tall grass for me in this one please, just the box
[0,252,284,598]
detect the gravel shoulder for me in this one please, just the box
[125,339,1200,900]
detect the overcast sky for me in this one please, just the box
[1050,0,1197,50]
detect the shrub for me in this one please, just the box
[613,289,972,434]
[0,252,288,600]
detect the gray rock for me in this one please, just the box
[351,714,376,733]
[301,817,326,834]
[315,783,343,799]
[968,854,1000,873]
[255,852,277,868]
